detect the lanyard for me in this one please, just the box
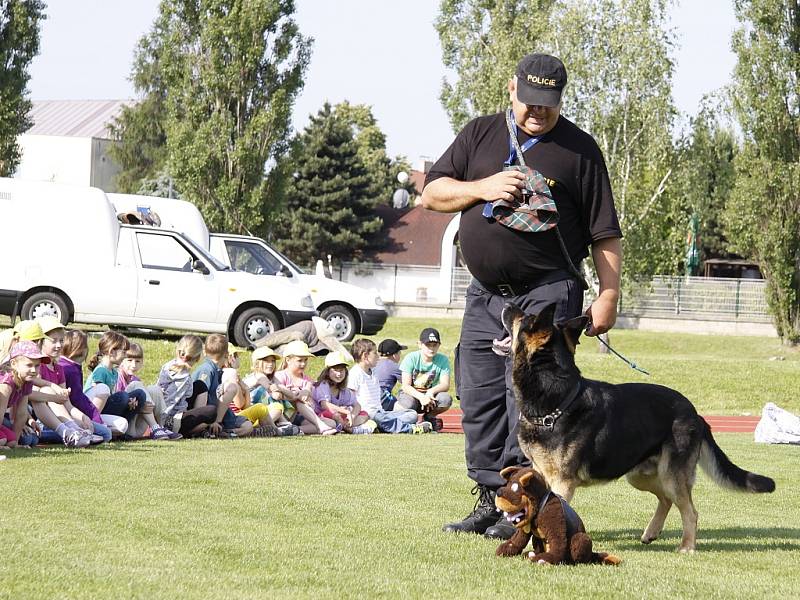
[505,109,541,166]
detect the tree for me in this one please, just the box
[331,101,412,206]
[435,0,682,282]
[269,103,383,266]
[674,96,738,266]
[110,0,311,233]
[725,0,800,344]
[0,0,46,176]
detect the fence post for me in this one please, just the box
[735,279,741,319]
[676,278,682,314]
[393,264,398,303]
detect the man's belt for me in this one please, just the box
[473,269,572,298]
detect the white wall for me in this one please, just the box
[15,135,93,186]
[340,264,449,303]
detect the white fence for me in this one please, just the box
[338,262,772,322]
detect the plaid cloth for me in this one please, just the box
[481,165,559,232]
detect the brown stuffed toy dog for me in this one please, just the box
[495,466,621,566]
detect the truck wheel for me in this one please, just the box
[233,307,280,347]
[319,304,357,342]
[21,292,69,324]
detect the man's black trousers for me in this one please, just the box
[454,274,583,490]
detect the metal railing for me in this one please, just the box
[339,262,771,322]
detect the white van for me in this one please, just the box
[108,193,388,341]
[0,179,316,347]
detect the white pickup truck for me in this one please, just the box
[0,179,315,346]
[109,194,388,341]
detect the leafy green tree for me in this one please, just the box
[270,103,383,265]
[435,0,682,281]
[675,96,738,265]
[725,0,800,344]
[0,0,46,176]
[436,0,555,132]
[111,0,311,233]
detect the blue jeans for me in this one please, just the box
[372,407,418,434]
[103,389,148,418]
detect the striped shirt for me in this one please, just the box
[347,365,382,418]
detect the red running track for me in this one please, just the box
[436,410,759,434]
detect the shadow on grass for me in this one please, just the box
[0,440,158,461]
[596,527,800,552]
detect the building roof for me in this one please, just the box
[368,204,456,266]
[25,100,130,139]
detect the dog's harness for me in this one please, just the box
[533,491,582,540]
[522,381,582,429]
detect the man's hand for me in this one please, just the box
[476,170,527,203]
[584,291,618,336]
[208,422,222,435]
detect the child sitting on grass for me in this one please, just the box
[85,331,177,441]
[157,335,217,438]
[243,346,301,436]
[313,351,375,434]
[1,341,88,448]
[58,329,112,443]
[274,340,338,435]
[192,334,253,438]
[396,327,453,432]
[220,345,280,436]
[347,339,430,435]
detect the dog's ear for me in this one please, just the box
[520,469,549,499]
[501,303,525,335]
[500,465,523,481]
[532,303,557,331]
[562,315,589,353]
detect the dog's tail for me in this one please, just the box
[698,419,775,493]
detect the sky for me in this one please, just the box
[28,0,738,165]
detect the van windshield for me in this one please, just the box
[182,235,230,271]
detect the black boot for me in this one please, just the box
[442,485,499,534]
[483,513,516,540]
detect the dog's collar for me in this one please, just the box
[523,381,582,429]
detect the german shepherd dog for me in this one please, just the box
[501,302,775,552]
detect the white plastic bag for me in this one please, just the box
[754,402,800,445]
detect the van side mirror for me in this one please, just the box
[279,264,293,278]
[192,259,210,275]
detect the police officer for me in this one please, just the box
[421,53,622,539]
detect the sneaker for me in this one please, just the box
[424,416,444,432]
[63,429,91,448]
[151,427,182,441]
[351,421,376,435]
[252,425,279,437]
[277,423,302,436]
[88,433,105,444]
[219,430,239,439]
[410,421,433,434]
[442,485,499,534]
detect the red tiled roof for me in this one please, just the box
[369,204,456,266]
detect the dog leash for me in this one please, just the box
[592,332,650,376]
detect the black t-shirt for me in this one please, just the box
[424,112,621,286]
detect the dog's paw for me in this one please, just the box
[495,542,518,557]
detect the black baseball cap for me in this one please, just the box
[378,339,407,355]
[515,53,567,107]
[419,328,441,344]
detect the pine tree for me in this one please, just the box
[271,103,383,266]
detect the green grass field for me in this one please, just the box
[2,434,797,599]
[2,317,799,599]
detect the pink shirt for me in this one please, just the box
[0,371,33,409]
[39,362,66,386]
[273,370,313,397]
